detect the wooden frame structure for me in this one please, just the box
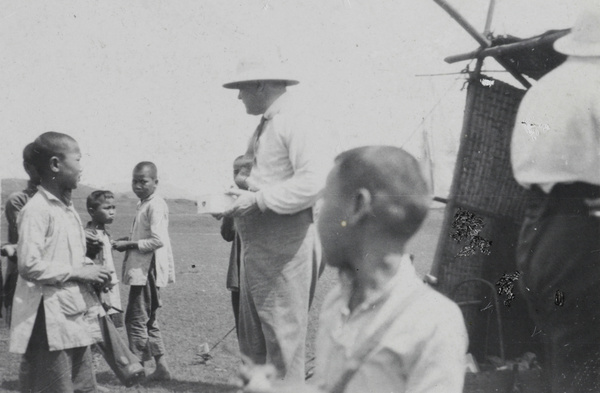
[433,0,531,88]
[426,0,570,368]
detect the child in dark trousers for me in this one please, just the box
[114,161,175,381]
[220,156,253,335]
[1,142,39,325]
[85,190,123,326]
[85,190,145,387]
[10,132,111,393]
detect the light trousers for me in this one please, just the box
[235,209,320,382]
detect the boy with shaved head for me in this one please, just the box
[113,161,175,380]
[243,146,468,393]
[10,132,111,392]
[2,142,40,325]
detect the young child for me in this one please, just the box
[243,146,468,393]
[113,161,175,381]
[220,155,253,335]
[9,132,111,393]
[85,190,146,386]
[85,190,123,325]
[1,142,40,325]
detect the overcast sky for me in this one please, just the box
[0,0,591,198]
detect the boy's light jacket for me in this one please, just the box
[122,193,175,287]
[10,187,103,354]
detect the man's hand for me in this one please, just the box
[71,265,112,285]
[223,189,260,218]
[1,244,17,258]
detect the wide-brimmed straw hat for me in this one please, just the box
[222,58,299,89]
[554,7,600,57]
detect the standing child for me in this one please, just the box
[113,161,175,380]
[85,190,145,386]
[85,190,123,326]
[220,155,253,335]
[10,132,111,393]
[1,142,40,325]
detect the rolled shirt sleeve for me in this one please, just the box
[250,100,334,215]
[255,128,326,214]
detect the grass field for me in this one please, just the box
[0,196,444,392]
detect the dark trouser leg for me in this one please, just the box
[125,285,151,362]
[20,302,97,393]
[145,260,165,359]
[231,290,240,337]
[70,347,97,393]
[517,185,600,393]
[3,262,18,326]
[125,261,165,362]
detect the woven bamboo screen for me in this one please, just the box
[432,76,539,360]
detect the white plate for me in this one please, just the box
[197,193,236,215]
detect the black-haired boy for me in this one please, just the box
[10,132,111,392]
[86,189,146,386]
[114,161,175,380]
[85,190,122,325]
[2,142,40,325]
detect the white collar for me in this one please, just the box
[263,92,289,120]
[339,254,419,314]
[38,186,74,209]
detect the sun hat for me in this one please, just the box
[222,58,299,89]
[554,7,600,57]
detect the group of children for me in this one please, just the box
[1,132,175,391]
[1,131,469,393]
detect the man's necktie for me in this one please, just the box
[245,116,267,165]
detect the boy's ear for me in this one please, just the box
[49,156,61,173]
[348,188,372,226]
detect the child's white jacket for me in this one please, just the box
[122,193,175,287]
[10,187,103,354]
